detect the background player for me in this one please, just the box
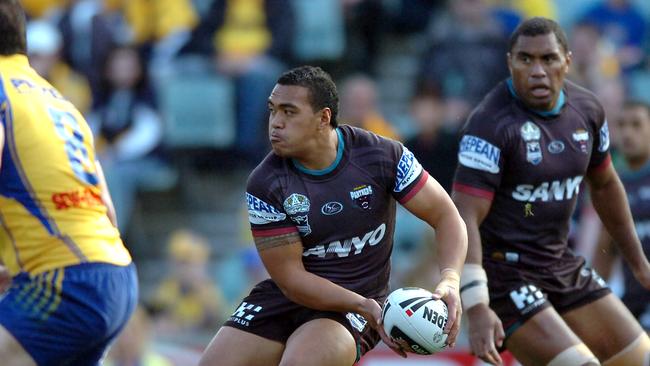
[593,100,650,334]
[453,17,650,366]
[199,66,468,366]
[0,1,137,364]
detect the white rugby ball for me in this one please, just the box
[382,287,448,355]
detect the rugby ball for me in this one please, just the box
[382,287,448,355]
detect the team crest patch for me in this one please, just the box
[520,121,541,142]
[350,185,373,210]
[572,129,589,153]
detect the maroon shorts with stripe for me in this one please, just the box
[224,279,382,359]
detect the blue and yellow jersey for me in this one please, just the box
[0,55,131,276]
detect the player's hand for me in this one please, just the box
[432,269,461,347]
[466,303,505,366]
[358,298,408,358]
[0,265,11,293]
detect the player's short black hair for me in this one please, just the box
[0,0,27,56]
[277,66,339,128]
[508,17,569,54]
[623,100,650,117]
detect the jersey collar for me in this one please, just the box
[292,128,344,176]
[0,54,29,65]
[506,78,565,118]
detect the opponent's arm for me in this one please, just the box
[402,176,467,346]
[452,191,505,365]
[255,232,406,357]
[94,160,118,228]
[587,162,650,288]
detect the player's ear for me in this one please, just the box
[319,108,332,130]
[564,50,572,72]
[506,52,513,75]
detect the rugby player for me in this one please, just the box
[593,101,650,335]
[0,1,137,364]
[453,17,650,366]
[199,66,468,366]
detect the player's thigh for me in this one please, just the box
[199,325,284,366]
[506,306,590,366]
[280,318,357,366]
[562,293,644,361]
[0,325,36,366]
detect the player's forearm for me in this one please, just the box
[277,270,369,313]
[591,176,648,270]
[435,210,468,273]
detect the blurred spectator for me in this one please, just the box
[103,0,198,78]
[568,20,621,90]
[339,74,401,140]
[26,20,93,115]
[149,230,225,334]
[404,90,457,192]
[58,0,130,100]
[105,306,173,366]
[340,0,385,75]
[20,0,64,19]
[418,0,509,125]
[579,0,647,72]
[89,45,168,232]
[179,0,293,166]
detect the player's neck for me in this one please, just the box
[294,128,339,171]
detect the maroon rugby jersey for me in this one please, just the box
[246,125,428,298]
[453,79,611,265]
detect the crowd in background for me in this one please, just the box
[19,0,650,363]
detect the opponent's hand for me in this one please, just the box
[466,303,505,366]
[358,298,407,358]
[0,265,11,293]
[432,269,461,347]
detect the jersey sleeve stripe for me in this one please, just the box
[452,182,495,201]
[251,226,298,237]
[588,153,612,174]
[398,170,429,204]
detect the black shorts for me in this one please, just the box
[484,252,611,340]
[224,280,382,359]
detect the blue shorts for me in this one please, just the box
[0,262,138,366]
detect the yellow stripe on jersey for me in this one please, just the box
[0,55,131,276]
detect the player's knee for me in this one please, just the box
[547,343,600,366]
[602,332,650,366]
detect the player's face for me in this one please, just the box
[267,84,323,158]
[508,33,571,111]
[617,106,650,162]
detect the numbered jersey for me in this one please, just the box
[0,55,131,276]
